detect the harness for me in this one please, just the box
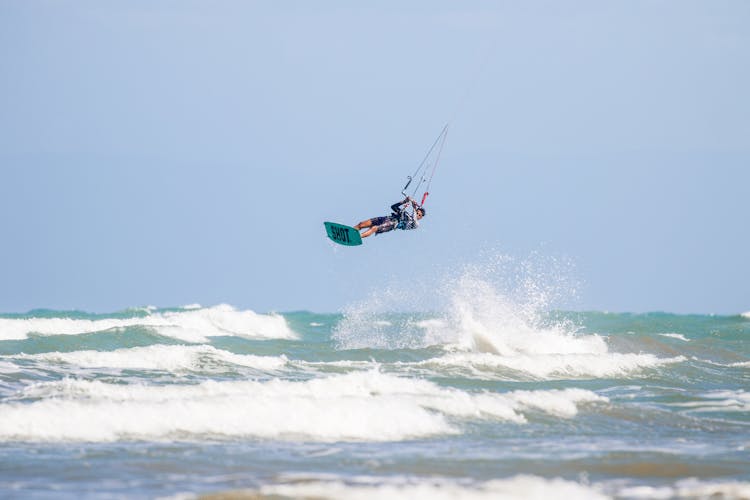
[395,209,417,230]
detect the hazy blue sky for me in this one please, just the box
[1,1,748,314]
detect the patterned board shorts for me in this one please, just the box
[371,216,398,234]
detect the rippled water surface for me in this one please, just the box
[0,299,748,499]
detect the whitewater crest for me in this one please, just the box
[0,304,296,342]
[6,345,288,373]
[415,352,685,381]
[333,254,680,380]
[333,253,587,353]
[443,269,602,356]
[0,370,606,443]
[615,478,750,499]
[249,474,609,500]
[201,475,750,500]
[668,389,750,415]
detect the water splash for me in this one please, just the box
[332,250,594,354]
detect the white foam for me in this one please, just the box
[0,361,21,374]
[334,262,603,357]
[332,263,683,384]
[504,387,607,418]
[701,390,750,411]
[617,478,750,499]
[301,359,375,370]
[0,304,296,342]
[444,274,604,356]
[255,475,609,500]
[125,306,157,314]
[670,390,750,413]
[0,371,606,442]
[7,345,287,373]
[658,333,689,342]
[741,311,750,319]
[729,361,750,367]
[192,476,750,500]
[415,352,684,381]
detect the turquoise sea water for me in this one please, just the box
[0,299,748,499]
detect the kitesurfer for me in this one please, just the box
[354,197,426,238]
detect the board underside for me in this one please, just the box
[324,222,362,246]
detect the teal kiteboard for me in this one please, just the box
[324,222,362,246]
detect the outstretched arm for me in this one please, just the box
[391,197,409,214]
[392,196,420,215]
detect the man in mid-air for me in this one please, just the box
[354,196,426,238]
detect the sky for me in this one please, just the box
[1,1,748,314]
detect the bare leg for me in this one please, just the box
[361,226,379,238]
[354,219,374,231]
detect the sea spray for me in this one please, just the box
[330,252,689,381]
[332,251,587,353]
[441,262,599,355]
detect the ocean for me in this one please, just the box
[1,268,748,499]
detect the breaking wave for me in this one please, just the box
[0,304,296,342]
[0,370,606,442]
[333,253,680,380]
[251,475,609,500]
[5,345,288,373]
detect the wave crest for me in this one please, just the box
[0,371,606,442]
[6,345,287,373]
[0,304,296,342]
